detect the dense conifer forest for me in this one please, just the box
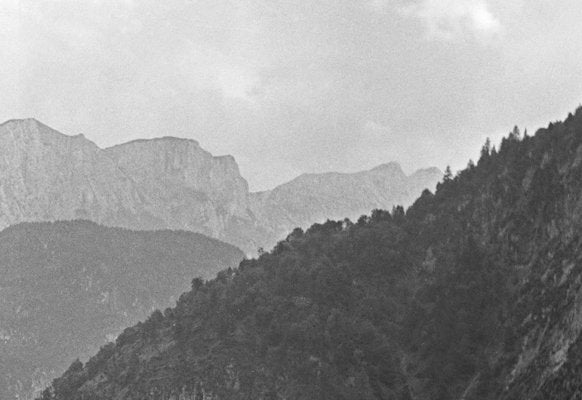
[42,107,582,399]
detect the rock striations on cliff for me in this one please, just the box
[0,119,260,252]
[0,119,142,228]
[104,137,254,241]
[0,118,441,253]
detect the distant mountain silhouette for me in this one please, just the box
[250,163,442,249]
[0,220,243,400]
[0,119,441,253]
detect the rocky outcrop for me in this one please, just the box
[0,119,441,253]
[0,119,143,228]
[104,138,254,240]
[0,119,261,252]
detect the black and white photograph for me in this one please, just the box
[1,0,582,399]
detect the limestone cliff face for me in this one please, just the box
[0,119,259,252]
[0,119,145,228]
[0,119,441,253]
[104,138,253,241]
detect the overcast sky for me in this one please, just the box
[1,0,581,190]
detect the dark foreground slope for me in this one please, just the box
[44,107,582,399]
[0,221,243,400]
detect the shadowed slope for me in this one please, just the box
[0,220,243,400]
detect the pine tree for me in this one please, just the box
[480,137,491,160]
[509,126,521,141]
[444,165,453,181]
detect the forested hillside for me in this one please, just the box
[43,107,582,399]
[0,221,243,400]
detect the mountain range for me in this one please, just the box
[249,163,440,250]
[0,119,442,253]
[42,107,582,399]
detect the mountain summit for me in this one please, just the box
[250,162,441,248]
[0,119,259,250]
[0,119,441,253]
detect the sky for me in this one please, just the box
[1,0,582,191]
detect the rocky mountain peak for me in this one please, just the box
[0,117,43,129]
[0,119,442,253]
[249,162,442,250]
[369,161,406,176]
[0,119,257,249]
[0,118,101,156]
[411,166,442,176]
[106,136,201,151]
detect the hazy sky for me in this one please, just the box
[1,0,581,190]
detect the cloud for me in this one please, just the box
[403,0,502,41]
[2,0,580,194]
[347,120,394,168]
[216,65,259,102]
[368,0,390,12]
[174,41,260,103]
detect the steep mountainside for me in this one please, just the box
[0,119,440,253]
[250,163,441,249]
[0,119,263,253]
[0,119,142,227]
[104,138,257,245]
[42,106,582,400]
[0,220,243,400]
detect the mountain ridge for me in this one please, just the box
[1,118,434,190]
[0,118,442,253]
